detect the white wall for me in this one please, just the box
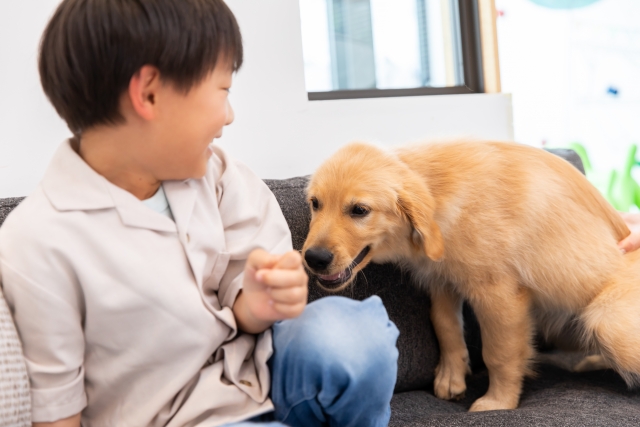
[0,1,71,198]
[0,0,513,198]
[496,0,640,173]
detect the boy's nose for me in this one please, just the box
[226,100,234,125]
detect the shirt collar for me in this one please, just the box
[42,138,114,211]
[42,139,179,233]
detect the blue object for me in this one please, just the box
[528,0,602,9]
[607,86,619,96]
[240,295,399,427]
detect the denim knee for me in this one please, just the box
[272,295,399,388]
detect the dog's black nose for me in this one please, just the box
[304,247,334,271]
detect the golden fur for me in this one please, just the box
[302,140,640,412]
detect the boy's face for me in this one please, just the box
[149,63,235,180]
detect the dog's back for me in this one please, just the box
[395,141,630,312]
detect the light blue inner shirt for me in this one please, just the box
[142,185,175,221]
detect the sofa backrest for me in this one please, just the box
[0,148,586,405]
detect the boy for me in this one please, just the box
[0,0,399,426]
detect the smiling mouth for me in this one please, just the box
[316,246,371,288]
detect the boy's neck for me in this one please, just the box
[76,126,161,201]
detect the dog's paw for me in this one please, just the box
[434,357,470,400]
[469,395,518,412]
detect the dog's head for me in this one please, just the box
[303,142,444,291]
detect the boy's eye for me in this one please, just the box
[351,205,369,217]
[310,197,319,210]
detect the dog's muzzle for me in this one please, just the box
[306,246,370,288]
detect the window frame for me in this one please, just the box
[307,0,485,101]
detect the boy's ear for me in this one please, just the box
[127,65,162,121]
[396,177,444,262]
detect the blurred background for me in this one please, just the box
[2,0,640,210]
[496,0,640,211]
[300,0,465,92]
[298,0,640,211]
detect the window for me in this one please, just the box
[300,0,485,100]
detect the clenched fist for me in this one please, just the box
[233,249,309,334]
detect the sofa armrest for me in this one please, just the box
[0,287,31,425]
[0,198,25,228]
[546,148,586,175]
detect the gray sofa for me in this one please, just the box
[1,149,639,426]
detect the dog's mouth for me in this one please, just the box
[316,246,370,288]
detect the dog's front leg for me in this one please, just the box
[466,281,535,411]
[430,286,470,400]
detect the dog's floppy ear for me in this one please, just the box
[397,177,444,261]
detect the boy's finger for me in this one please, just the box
[268,286,308,304]
[247,248,281,272]
[619,236,640,254]
[273,251,303,270]
[272,301,306,319]
[256,268,308,288]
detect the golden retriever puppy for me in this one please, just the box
[302,140,640,412]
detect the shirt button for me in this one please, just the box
[239,380,253,387]
[186,233,191,243]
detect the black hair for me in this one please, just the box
[39,0,243,134]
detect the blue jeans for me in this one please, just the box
[225,295,399,427]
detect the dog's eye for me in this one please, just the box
[351,205,369,217]
[311,197,319,210]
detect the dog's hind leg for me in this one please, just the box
[581,278,640,387]
[466,280,535,412]
[430,286,470,400]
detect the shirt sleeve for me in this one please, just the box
[211,147,293,309]
[0,213,87,423]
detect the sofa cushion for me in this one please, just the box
[389,365,640,426]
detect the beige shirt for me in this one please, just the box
[0,140,293,426]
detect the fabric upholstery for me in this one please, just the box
[0,200,30,426]
[0,198,24,228]
[389,366,640,426]
[0,148,636,426]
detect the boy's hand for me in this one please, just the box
[233,249,308,334]
[619,212,640,254]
